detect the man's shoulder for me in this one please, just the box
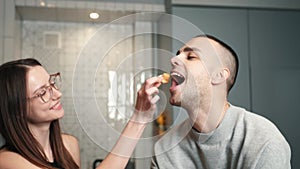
[235,106,283,136]
[230,104,282,132]
[230,105,290,152]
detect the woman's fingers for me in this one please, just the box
[151,95,160,104]
[144,76,162,88]
[145,87,159,97]
[133,75,166,123]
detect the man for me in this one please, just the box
[151,35,291,169]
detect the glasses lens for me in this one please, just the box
[41,86,53,103]
[50,73,62,90]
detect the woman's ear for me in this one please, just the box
[211,68,230,85]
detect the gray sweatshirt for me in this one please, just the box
[152,104,291,169]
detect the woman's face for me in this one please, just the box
[26,66,64,124]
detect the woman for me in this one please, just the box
[0,58,163,169]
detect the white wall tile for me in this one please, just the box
[75,1,86,9]
[143,4,153,11]
[55,1,67,8]
[0,0,4,37]
[0,34,3,63]
[86,1,96,9]
[14,19,22,58]
[124,2,134,11]
[15,0,25,6]
[153,4,165,12]
[4,0,15,37]
[25,0,35,6]
[3,37,14,62]
[64,1,77,8]
[134,3,143,11]
[105,2,115,10]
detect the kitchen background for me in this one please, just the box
[0,0,299,168]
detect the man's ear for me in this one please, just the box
[211,68,230,85]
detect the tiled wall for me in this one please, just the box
[0,0,19,63]
[0,0,164,168]
[21,19,153,169]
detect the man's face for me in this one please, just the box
[169,37,221,111]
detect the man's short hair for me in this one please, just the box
[194,34,239,92]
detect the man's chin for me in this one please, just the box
[169,98,181,106]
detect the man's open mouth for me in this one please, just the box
[171,72,185,86]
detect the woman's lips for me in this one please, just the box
[50,102,62,110]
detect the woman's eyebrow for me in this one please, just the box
[33,84,47,94]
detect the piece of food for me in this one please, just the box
[161,73,170,84]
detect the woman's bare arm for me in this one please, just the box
[96,75,164,169]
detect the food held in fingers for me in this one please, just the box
[161,73,170,84]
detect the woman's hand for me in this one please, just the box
[132,76,164,124]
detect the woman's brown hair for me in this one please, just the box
[0,58,79,169]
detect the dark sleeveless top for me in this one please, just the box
[49,160,63,168]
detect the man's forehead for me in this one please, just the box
[180,37,216,51]
[188,36,215,45]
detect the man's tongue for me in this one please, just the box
[170,80,178,90]
[170,73,185,91]
[171,73,185,86]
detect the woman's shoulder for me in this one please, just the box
[0,148,40,169]
[62,133,78,145]
[62,133,79,153]
[61,133,81,165]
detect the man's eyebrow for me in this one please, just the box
[176,47,201,55]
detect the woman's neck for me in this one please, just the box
[27,122,53,161]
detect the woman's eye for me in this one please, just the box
[50,80,55,85]
[38,89,47,97]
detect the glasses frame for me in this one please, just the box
[28,72,62,103]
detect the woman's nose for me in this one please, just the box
[52,88,62,100]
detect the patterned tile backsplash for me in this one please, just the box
[22,20,153,169]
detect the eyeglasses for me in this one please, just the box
[28,72,62,103]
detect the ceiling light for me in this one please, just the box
[89,12,100,20]
[40,0,45,6]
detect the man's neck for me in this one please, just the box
[191,101,229,133]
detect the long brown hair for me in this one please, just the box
[0,58,79,169]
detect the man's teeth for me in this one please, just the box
[171,72,183,78]
[171,72,185,85]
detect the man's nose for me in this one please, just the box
[171,56,182,67]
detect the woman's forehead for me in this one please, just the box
[27,66,49,92]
